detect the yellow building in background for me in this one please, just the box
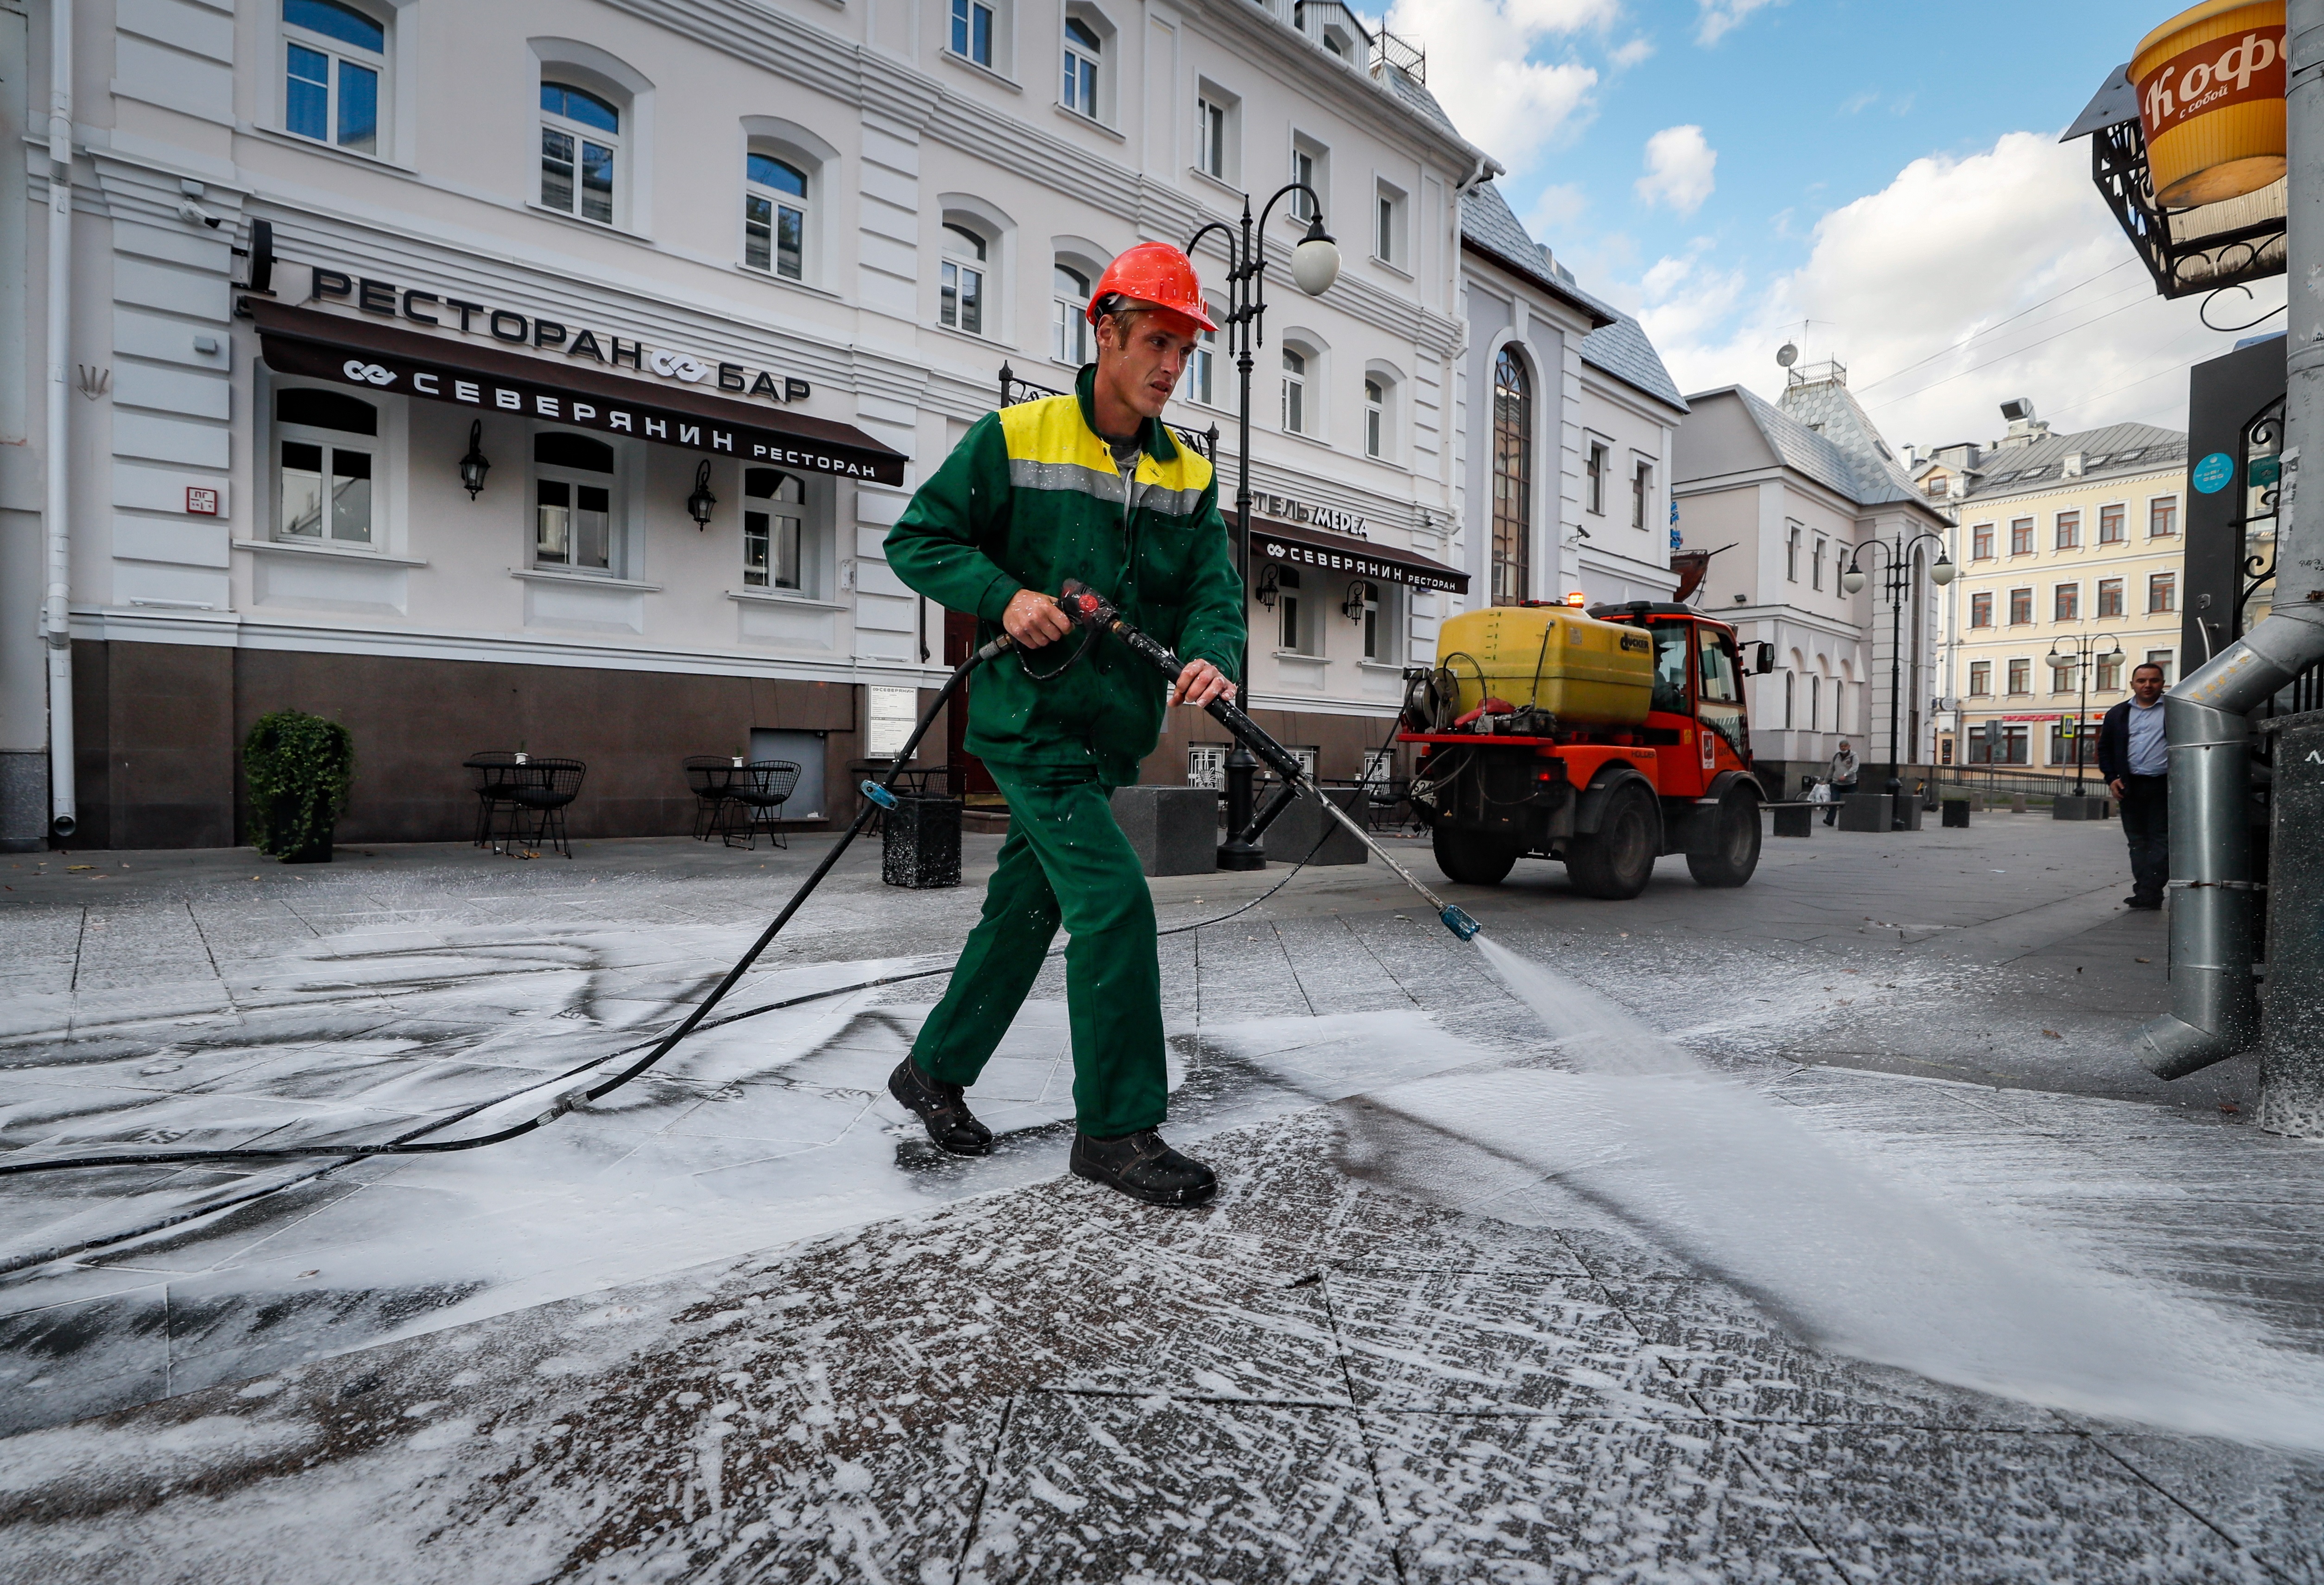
[1914,403,2187,773]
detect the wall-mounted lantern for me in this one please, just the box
[687,460,718,529]
[1255,562,1280,609]
[458,419,491,499]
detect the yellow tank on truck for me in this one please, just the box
[1435,605,1655,726]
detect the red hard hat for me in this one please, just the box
[1086,242,1217,332]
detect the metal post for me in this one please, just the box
[1216,196,1264,871]
[1886,531,1905,810]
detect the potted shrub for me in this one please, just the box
[244,708,354,863]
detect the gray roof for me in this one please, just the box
[1695,384,1925,510]
[1459,183,1613,328]
[1777,376,1922,499]
[1937,422,2186,505]
[1374,64,1460,136]
[1569,283,1687,412]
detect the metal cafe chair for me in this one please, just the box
[504,758,587,858]
[725,760,802,849]
[682,756,747,843]
[461,751,524,848]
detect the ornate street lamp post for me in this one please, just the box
[1186,189,1340,869]
[1842,530,1956,828]
[2046,631,2123,798]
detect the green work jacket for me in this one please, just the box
[885,366,1246,783]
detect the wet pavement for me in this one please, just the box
[0,812,2317,1579]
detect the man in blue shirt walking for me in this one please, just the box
[2098,662,2170,910]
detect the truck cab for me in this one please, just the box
[1398,601,1772,899]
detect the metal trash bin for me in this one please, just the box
[882,793,963,888]
[1941,800,1971,828]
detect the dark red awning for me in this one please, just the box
[1249,516,1468,594]
[247,299,907,485]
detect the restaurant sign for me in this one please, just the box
[1257,530,1464,594]
[1250,490,1368,538]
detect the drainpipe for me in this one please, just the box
[42,0,76,840]
[2135,0,2324,1081]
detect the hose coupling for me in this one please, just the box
[861,780,898,809]
[534,1086,593,1127]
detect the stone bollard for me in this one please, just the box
[1109,785,1220,877]
[2011,792,2029,815]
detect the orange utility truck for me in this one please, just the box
[1399,600,1776,898]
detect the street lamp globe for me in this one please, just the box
[1841,567,1867,594]
[1291,218,1340,297]
[1932,555,1958,586]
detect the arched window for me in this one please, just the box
[1809,672,1823,732]
[1062,15,1101,118]
[941,223,988,335]
[1281,347,1308,434]
[1052,263,1091,365]
[541,82,620,224]
[1491,347,1531,606]
[745,153,807,280]
[744,469,804,590]
[534,431,617,572]
[282,0,386,154]
[275,386,378,545]
[1364,378,1384,458]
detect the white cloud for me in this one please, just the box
[1624,130,2284,447]
[1696,0,1780,45]
[1386,0,1610,166]
[1635,125,1717,215]
[1609,36,1655,68]
[1527,183,1589,234]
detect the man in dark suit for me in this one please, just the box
[2098,662,2169,909]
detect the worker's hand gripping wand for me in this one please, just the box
[1056,580,1481,943]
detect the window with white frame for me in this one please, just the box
[1632,459,1653,532]
[1061,13,1101,118]
[1585,441,1607,514]
[1052,263,1092,365]
[1290,135,1326,221]
[1281,346,1309,434]
[1374,181,1406,267]
[950,0,995,66]
[275,386,379,545]
[744,152,808,280]
[540,82,620,224]
[282,0,385,154]
[1354,579,1399,663]
[941,222,990,335]
[1364,378,1384,458]
[1197,93,1229,180]
[1188,315,1219,406]
[743,469,804,591]
[533,431,620,573]
[1276,565,1317,653]
[1785,521,1801,581]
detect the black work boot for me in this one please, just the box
[1070,1129,1217,1207]
[887,1059,994,1156]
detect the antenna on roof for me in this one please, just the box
[1776,342,1799,368]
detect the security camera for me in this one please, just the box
[177,200,221,228]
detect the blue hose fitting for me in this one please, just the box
[860,780,897,809]
[1440,905,1481,942]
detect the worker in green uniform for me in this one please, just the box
[883,242,1244,1207]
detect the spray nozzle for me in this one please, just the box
[860,781,898,810]
[1440,905,1481,942]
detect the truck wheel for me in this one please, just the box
[1432,824,1521,886]
[1566,782,1658,900]
[1686,789,1762,888]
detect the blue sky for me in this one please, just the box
[1383,0,2286,449]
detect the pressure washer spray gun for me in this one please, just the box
[1056,579,1482,944]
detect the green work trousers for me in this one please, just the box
[909,763,1165,1140]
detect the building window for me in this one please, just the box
[2054,582,2079,622]
[1632,461,1653,533]
[1277,566,1312,653]
[2149,571,2177,613]
[1187,744,1227,789]
[2051,658,2076,695]
[2146,649,2175,684]
[1375,182,1405,266]
[743,469,803,591]
[2150,495,2179,537]
[2052,722,2096,766]
[1062,15,1101,118]
[1195,85,1236,182]
[1585,442,1607,515]
[1782,669,1795,726]
[540,82,620,224]
[744,153,808,280]
[940,223,988,335]
[2007,658,2030,695]
[283,0,385,154]
[2097,652,2123,691]
[2008,587,2033,625]
[2010,517,2034,555]
[1355,580,1389,661]
[2097,576,2125,617]
[1052,264,1091,365]
[1970,591,1993,628]
[275,386,377,545]
[1968,660,1991,695]
[1189,315,1219,406]
[2099,504,2126,543]
[1812,536,1827,591]
[951,0,994,65]
[2055,510,2081,550]
[533,431,618,573]
[1971,522,1995,559]
[1364,379,1383,458]
[1969,723,2029,764]
[1491,347,1531,606]
[1290,135,1326,221]
[1281,347,1308,434]
[1786,522,1801,582]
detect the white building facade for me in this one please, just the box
[4,0,1485,849]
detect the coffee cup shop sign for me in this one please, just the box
[1251,490,1367,538]
[307,267,811,405]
